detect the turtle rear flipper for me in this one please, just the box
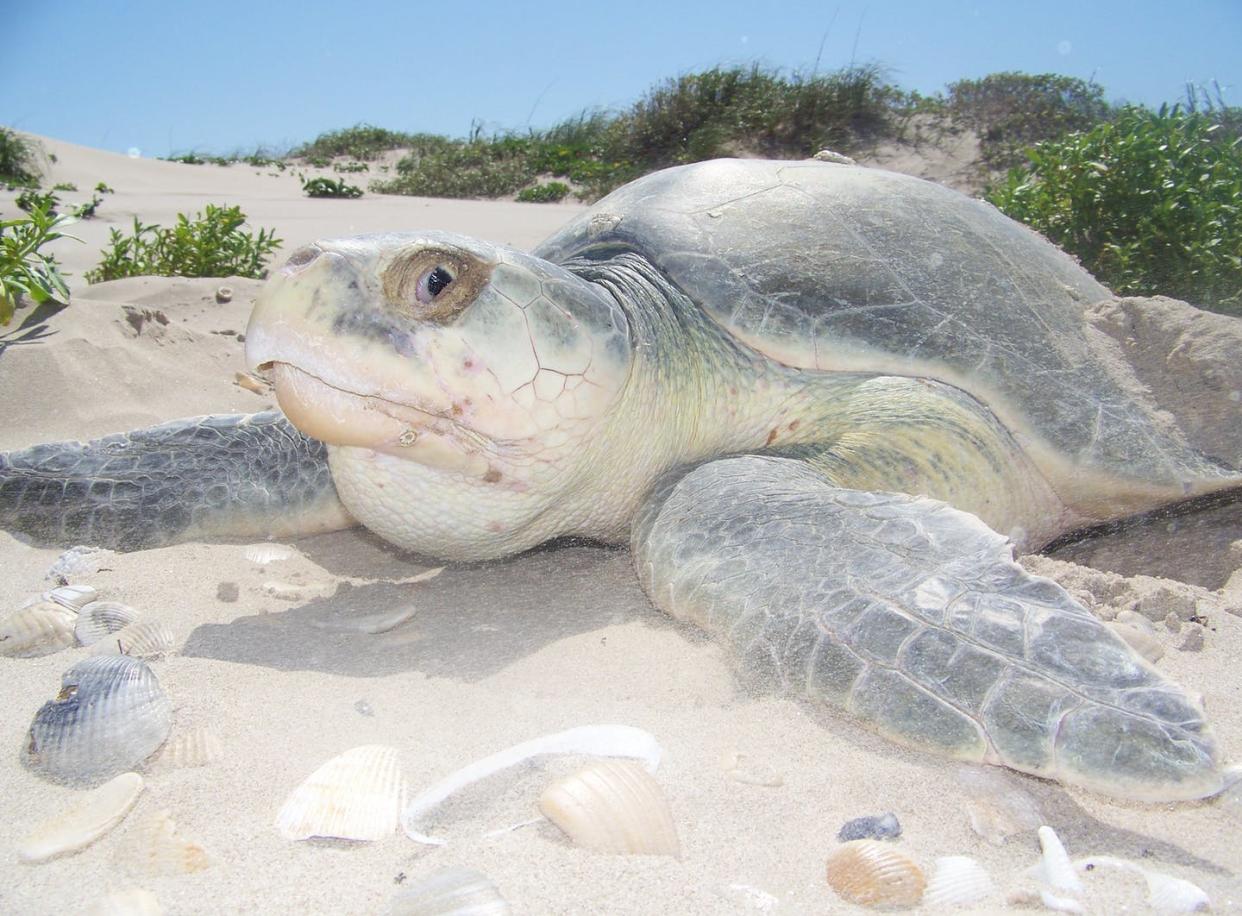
[633,455,1226,802]
[0,411,353,550]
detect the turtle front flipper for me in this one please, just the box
[0,411,354,550]
[633,455,1226,802]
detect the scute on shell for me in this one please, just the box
[825,840,926,908]
[537,758,680,856]
[0,601,78,657]
[18,771,145,863]
[388,866,511,916]
[276,744,406,841]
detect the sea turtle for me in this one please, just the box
[2,158,1238,801]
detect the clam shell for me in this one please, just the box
[46,584,100,612]
[825,840,926,908]
[88,888,162,916]
[1142,871,1210,912]
[75,601,142,646]
[0,601,78,657]
[276,744,406,841]
[244,543,295,565]
[924,855,996,907]
[120,808,211,876]
[18,771,145,862]
[25,655,173,783]
[389,867,511,916]
[538,758,680,856]
[153,726,224,770]
[89,620,175,659]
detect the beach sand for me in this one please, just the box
[1,136,1239,914]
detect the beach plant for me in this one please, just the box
[516,181,571,203]
[72,195,104,219]
[988,105,1242,314]
[85,205,281,283]
[16,189,59,215]
[295,124,430,161]
[94,181,115,194]
[52,182,77,192]
[302,176,363,198]
[0,127,42,187]
[0,205,78,325]
[333,161,370,173]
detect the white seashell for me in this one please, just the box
[18,771,144,862]
[402,724,663,845]
[923,855,996,907]
[825,840,926,908]
[89,620,175,658]
[153,726,224,769]
[1144,870,1210,912]
[46,545,112,580]
[956,766,1042,845]
[389,867,511,916]
[26,655,173,783]
[0,601,78,657]
[244,543,295,565]
[277,745,406,841]
[120,809,211,876]
[75,601,142,646]
[45,584,100,612]
[1031,826,1083,894]
[538,759,680,856]
[1107,621,1165,663]
[88,887,163,916]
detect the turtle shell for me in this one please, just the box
[535,159,1233,496]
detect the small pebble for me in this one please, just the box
[837,812,901,842]
[1164,612,1182,633]
[354,699,374,717]
[216,582,239,603]
[1179,625,1205,652]
[215,286,233,303]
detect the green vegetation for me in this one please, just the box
[333,161,369,173]
[1,205,78,325]
[95,181,115,194]
[0,128,42,187]
[52,182,77,192]
[988,106,1242,314]
[85,205,281,283]
[72,195,104,219]
[17,188,59,215]
[517,181,571,203]
[302,176,363,198]
[293,124,430,161]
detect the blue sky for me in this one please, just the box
[4,0,1240,158]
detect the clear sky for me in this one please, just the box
[4,0,1240,158]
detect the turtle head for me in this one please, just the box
[246,232,632,558]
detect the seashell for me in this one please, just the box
[277,744,406,841]
[120,808,211,876]
[1115,609,1156,633]
[719,750,783,787]
[88,887,163,916]
[1031,825,1083,895]
[0,601,78,657]
[389,866,511,916]
[152,726,224,770]
[956,766,1042,845]
[18,771,144,862]
[25,655,173,783]
[244,542,295,565]
[89,620,176,659]
[46,545,111,579]
[215,285,233,303]
[1107,621,1165,663]
[75,601,142,646]
[538,758,680,856]
[825,840,926,908]
[45,584,99,612]
[1073,856,1209,913]
[923,855,996,907]
[838,812,901,842]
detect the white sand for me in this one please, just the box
[1,136,1240,914]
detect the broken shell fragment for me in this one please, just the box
[389,867,511,916]
[923,855,996,907]
[18,771,144,862]
[75,602,142,647]
[89,620,176,659]
[243,543,295,565]
[825,840,926,908]
[1073,856,1210,913]
[0,601,78,657]
[88,887,162,916]
[25,655,173,783]
[538,758,680,856]
[153,726,224,770]
[121,808,211,876]
[276,744,405,841]
[45,584,100,612]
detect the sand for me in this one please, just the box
[1,136,1240,914]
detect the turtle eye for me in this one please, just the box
[415,265,455,304]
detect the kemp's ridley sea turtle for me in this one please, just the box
[2,159,1239,801]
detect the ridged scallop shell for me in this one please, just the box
[537,759,680,856]
[153,726,224,770]
[88,887,162,916]
[389,867,511,915]
[276,744,406,841]
[924,855,996,907]
[18,771,145,862]
[88,620,175,659]
[120,808,211,876]
[46,584,100,612]
[825,840,926,908]
[75,602,142,646]
[244,543,295,565]
[0,601,78,657]
[25,656,173,783]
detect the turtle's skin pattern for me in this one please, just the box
[1,159,1238,801]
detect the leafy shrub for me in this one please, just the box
[295,124,431,161]
[17,189,59,215]
[95,181,115,194]
[52,182,77,192]
[1,205,78,325]
[302,176,363,198]
[947,72,1112,170]
[72,195,104,219]
[376,140,538,198]
[333,161,370,173]
[516,181,571,203]
[0,128,42,187]
[988,106,1242,314]
[85,204,281,283]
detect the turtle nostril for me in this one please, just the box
[284,244,323,271]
